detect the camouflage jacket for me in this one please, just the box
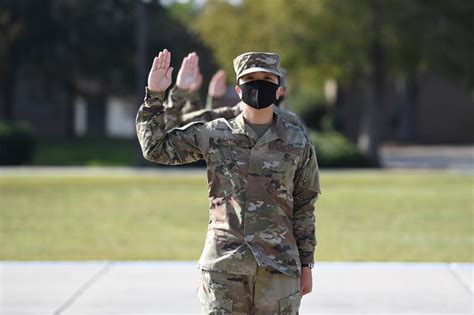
[167,86,308,133]
[137,87,321,277]
[181,89,203,114]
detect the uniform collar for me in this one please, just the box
[233,102,287,144]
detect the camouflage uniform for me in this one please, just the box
[136,52,320,314]
[182,89,204,114]
[197,265,303,314]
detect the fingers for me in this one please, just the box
[211,69,226,85]
[166,67,174,80]
[158,50,164,68]
[179,52,199,76]
[164,48,170,69]
[216,70,226,85]
[210,70,222,85]
[151,57,157,71]
[300,285,312,295]
[301,286,307,295]
[186,52,199,72]
[216,69,225,78]
[152,49,171,71]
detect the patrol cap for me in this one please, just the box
[233,52,282,81]
[280,68,288,88]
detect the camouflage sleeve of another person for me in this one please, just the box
[164,85,189,130]
[205,94,222,109]
[292,140,321,265]
[136,87,207,164]
[182,91,203,114]
[181,104,242,125]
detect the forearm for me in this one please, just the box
[136,87,168,160]
[165,86,189,129]
[293,192,318,265]
[182,105,240,125]
[182,91,203,114]
[136,87,204,164]
[205,94,222,109]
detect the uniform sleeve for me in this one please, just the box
[182,91,203,114]
[164,85,188,130]
[292,140,321,265]
[136,87,207,165]
[182,104,240,125]
[205,94,222,109]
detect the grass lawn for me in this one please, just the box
[0,170,472,262]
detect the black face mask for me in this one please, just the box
[239,80,279,109]
[274,95,285,107]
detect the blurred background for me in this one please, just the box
[0,0,472,262]
[0,0,472,168]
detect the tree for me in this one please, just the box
[0,0,218,137]
[194,0,474,164]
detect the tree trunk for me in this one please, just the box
[396,73,418,142]
[357,1,385,166]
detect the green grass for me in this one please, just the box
[0,170,472,262]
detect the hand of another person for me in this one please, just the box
[176,52,199,91]
[208,69,227,98]
[189,71,203,93]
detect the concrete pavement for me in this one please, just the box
[380,145,473,170]
[1,261,472,315]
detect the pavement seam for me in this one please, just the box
[448,262,473,297]
[52,261,114,315]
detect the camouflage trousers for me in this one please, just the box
[196,262,301,314]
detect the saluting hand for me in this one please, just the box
[208,69,227,98]
[177,52,199,91]
[148,49,173,92]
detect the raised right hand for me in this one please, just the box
[176,52,199,91]
[189,71,203,93]
[208,69,227,98]
[148,49,173,92]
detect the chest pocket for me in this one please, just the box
[210,138,249,165]
[207,137,249,198]
[261,142,303,185]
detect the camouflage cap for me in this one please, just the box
[280,68,288,88]
[233,52,282,81]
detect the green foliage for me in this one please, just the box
[0,121,36,165]
[32,137,139,166]
[311,131,373,168]
[194,0,474,100]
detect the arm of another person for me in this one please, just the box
[183,71,203,114]
[182,103,241,125]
